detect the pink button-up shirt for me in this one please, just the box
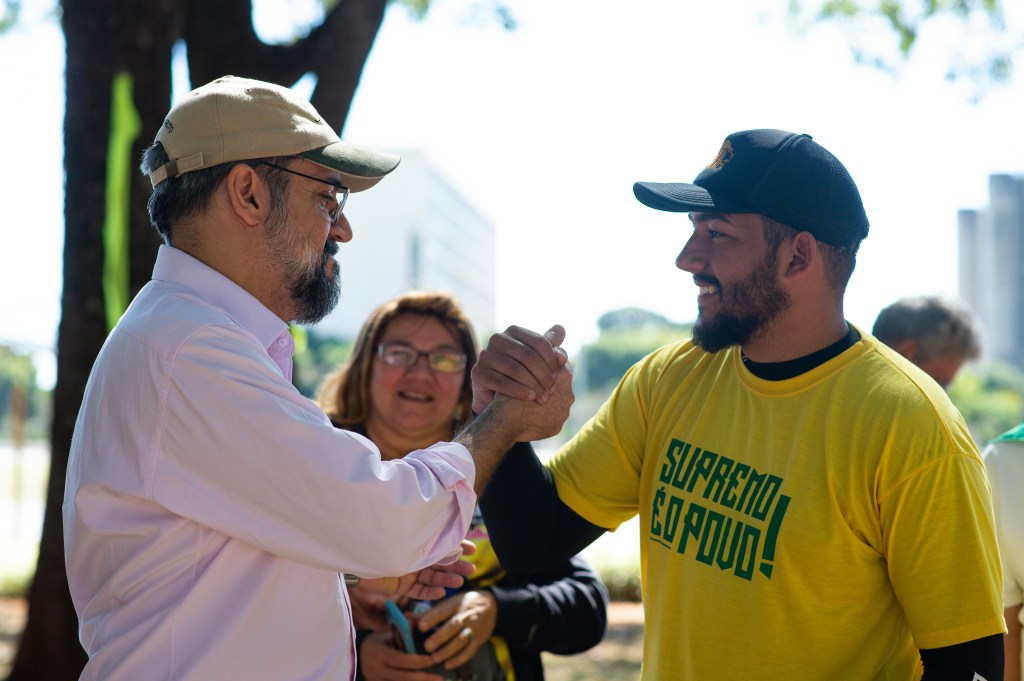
[64,245,476,680]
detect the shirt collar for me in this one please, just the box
[152,245,293,363]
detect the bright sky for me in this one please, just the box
[3,0,1024,389]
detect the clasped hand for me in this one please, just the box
[472,324,574,440]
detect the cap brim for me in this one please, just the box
[300,143,401,193]
[633,182,754,214]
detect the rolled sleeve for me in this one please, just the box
[406,442,476,565]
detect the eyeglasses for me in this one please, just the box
[251,161,350,223]
[376,343,467,374]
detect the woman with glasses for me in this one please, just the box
[317,290,608,681]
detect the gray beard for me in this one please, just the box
[289,239,341,325]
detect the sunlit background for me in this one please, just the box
[1,0,1023,632]
[2,0,1023,388]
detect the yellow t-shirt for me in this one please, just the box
[549,332,1004,680]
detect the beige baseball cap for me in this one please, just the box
[148,75,400,191]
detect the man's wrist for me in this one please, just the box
[456,404,517,454]
[454,404,520,495]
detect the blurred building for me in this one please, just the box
[312,149,496,340]
[959,174,1024,370]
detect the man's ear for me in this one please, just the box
[225,164,268,227]
[891,338,920,362]
[782,231,816,280]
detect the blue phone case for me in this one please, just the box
[385,600,418,654]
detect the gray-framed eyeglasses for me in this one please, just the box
[251,161,350,223]
[376,343,468,374]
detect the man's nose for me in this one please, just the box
[331,213,353,243]
[675,234,704,273]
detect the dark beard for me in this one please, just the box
[291,239,341,325]
[691,249,790,353]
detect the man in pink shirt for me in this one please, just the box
[62,75,573,681]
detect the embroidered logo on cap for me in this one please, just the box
[707,140,734,169]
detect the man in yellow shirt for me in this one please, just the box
[474,129,1005,680]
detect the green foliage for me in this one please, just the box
[948,361,1024,444]
[806,0,1007,52]
[595,562,642,602]
[0,0,19,32]
[291,331,354,399]
[0,570,30,598]
[580,312,690,393]
[561,311,690,439]
[597,307,673,332]
[395,0,430,20]
[0,346,34,392]
[392,0,517,29]
[0,346,49,442]
[788,0,1016,95]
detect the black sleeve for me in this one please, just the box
[488,554,609,655]
[479,441,606,574]
[919,634,1003,680]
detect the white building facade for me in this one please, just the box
[313,149,497,341]
[959,174,1024,370]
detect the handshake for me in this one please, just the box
[347,325,576,651]
[448,323,575,498]
[471,323,575,445]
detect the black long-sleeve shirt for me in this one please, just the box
[480,442,604,575]
[489,554,608,680]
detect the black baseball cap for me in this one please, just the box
[633,129,869,250]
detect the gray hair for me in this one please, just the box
[139,142,292,244]
[872,296,982,362]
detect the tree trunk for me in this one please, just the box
[182,0,387,131]
[8,1,380,678]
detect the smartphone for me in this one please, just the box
[385,600,418,654]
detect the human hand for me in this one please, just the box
[485,363,574,443]
[348,586,391,632]
[356,541,477,601]
[472,324,570,414]
[358,631,443,681]
[416,590,498,670]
